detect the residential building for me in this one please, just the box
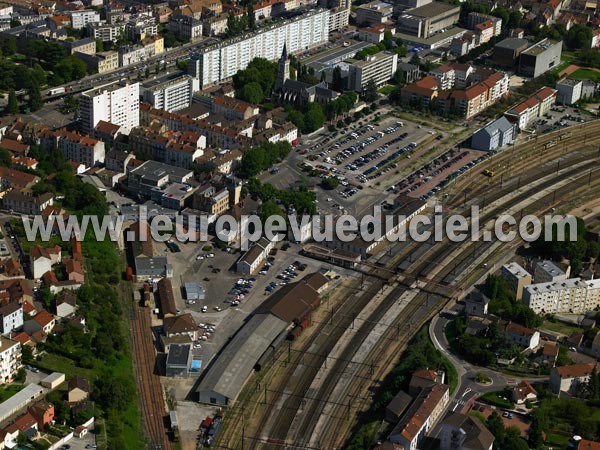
[55,290,77,317]
[142,75,199,112]
[105,149,135,173]
[0,167,39,191]
[211,96,259,121]
[471,116,517,151]
[464,292,489,317]
[193,9,329,88]
[501,262,532,300]
[87,21,125,42]
[0,337,21,383]
[408,369,444,396]
[2,191,53,215]
[505,87,557,129]
[44,129,105,168]
[23,310,56,335]
[118,44,148,67]
[127,221,172,282]
[163,314,199,341]
[579,440,600,450]
[166,343,193,377]
[167,14,203,42]
[126,16,158,41]
[329,6,350,31]
[549,363,597,395]
[493,37,529,67]
[389,384,450,450]
[202,13,228,36]
[556,78,583,105]
[511,380,537,404]
[386,390,414,423]
[236,237,275,274]
[396,2,460,39]
[62,37,96,56]
[29,245,61,279]
[348,51,398,92]
[519,39,563,78]
[28,400,54,430]
[523,278,600,315]
[70,10,100,29]
[498,320,540,350]
[80,82,140,133]
[467,12,501,36]
[68,376,91,403]
[0,303,22,333]
[129,128,205,169]
[355,1,392,25]
[157,278,177,317]
[535,260,569,282]
[76,50,119,74]
[439,412,494,450]
[193,185,229,217]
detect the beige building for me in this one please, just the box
[501,262,532,300]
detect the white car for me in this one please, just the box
[214,306,222,312]
[194,343,202,349]
[196,255,204,260]
[187,300,196,305]
[207,253,215,258]
[201,306,208,313]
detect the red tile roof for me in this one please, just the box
[555,363,597,379]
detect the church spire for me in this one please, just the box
[275,42,289,92]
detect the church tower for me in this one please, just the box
[275,42,289,91]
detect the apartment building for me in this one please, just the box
[87,21,125,42]
[127,160,193,199]
[202,13,228,36]
[193,9,329,88]
[142,75,199,112]
[523,278,600,314]
[501,262,532,300]
[348,51,398,92]
[56,130,105,167]
[75,50,119,74]
[467,12,501,36]
[0,303,23,333]
[550,363,597,395]
[556,78,583,105]
[129,128,205,169]
[534,260,569,283]
[211,95,259,120]
[126,16,158,41]
[70,10,100,29]
[505,86,557,129]
[80,82,140,132]
[167,14,203,42]
[0,337,21,384]
[471,116,516,151]
[389,384,450,450]
[355,1,392,26]
[329,7,350,31]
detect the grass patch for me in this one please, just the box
[378,85,395,95]
[479,390,514,409]
[0,384,24,402]
[570,68,600,82]
[541,319,583,336]
[34,352,95,379]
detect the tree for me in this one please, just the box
[362,79,378,102]
[286,108,305,131]
[332,66,343,91]
[566,24,593,50]
[491,6,509,30]
[410,52,421,66]
[257,199,284,223]
[303,103,325,133]
[240,81,263,104]
[95,39,104,52]
[321,177,339,190]
[528,416,543,449]
[247,1,256,30]
[6,88,18,114]
[0,148,12,167]
[508,11,522,29]
[28,81,42,112]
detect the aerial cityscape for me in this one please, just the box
[0,0,599,448]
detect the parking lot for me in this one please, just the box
[530,104,594,135]
[158,238,351,402]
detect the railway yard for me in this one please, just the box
[213,118,600,450]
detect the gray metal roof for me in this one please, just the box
[479,116,514,136]
[0,383,45,423]
[196,314,288,402]
[167,343,192,367]
[184,282,205,300]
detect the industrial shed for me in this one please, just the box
[196,313,288,406]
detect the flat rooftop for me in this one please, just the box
[304,40,372,70]
[403,1,459,18]
[503,262,531,279]
[130,160,192,182]
[495,37,529,50]
[521,38,561,56]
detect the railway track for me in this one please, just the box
[312,167,600,449]
[215,120,600,450]
[129,303,173,450]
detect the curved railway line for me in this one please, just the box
[215,120,600,450]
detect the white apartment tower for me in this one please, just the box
[80,83,140,133]
[193,9,329,88]
[0,337,21,384]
